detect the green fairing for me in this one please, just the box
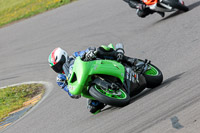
[101,45,110,51]
[108,43,115,49]
[101,44,115,51]
[68,57,125,99]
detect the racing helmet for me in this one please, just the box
[48,47,69,74]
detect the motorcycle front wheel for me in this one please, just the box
[89,84,130,107]
[143,64,163,88]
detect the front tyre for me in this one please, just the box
[143,64,163,88]
[162,0,189,11]
[89,84,130,107]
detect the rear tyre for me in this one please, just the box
[162,0,189,11]
[143,64,163,88]
[89,84,130,107]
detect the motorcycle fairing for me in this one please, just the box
[68,57,125,96]
[143,0,158,5]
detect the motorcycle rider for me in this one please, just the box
[123,0,165,18]
[48,43,138,114]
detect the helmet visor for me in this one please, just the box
[51,62,63,73]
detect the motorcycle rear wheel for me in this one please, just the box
[162,0,189,11]
[89,84,130,107]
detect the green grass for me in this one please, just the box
[0,0,74,27]
[0,84,45,122]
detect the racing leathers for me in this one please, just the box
[56,44,137,114]
[124,0,165,18]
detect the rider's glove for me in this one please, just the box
[57,74,81,99]
[116,52,124,62]
[84,50,97,61]
[57,74,67,88]
[63,86,81,99]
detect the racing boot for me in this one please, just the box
[157,11,165,17]
[136,8,154,18]
[87,99,105,114]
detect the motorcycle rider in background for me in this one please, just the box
[123,0,165,18]
[48,43,138,114]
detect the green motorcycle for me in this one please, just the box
[68,47,163,107]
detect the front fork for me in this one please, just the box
[124,67,147,97]
[158,0,173,10]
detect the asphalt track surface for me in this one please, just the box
[0,0,200,132]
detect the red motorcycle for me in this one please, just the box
[142,0,188,12]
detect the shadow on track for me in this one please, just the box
[154,1,200,24]
[153,11,184,25]
[129,72,185,103]
[188,1,200,10]
[101,72,185,113]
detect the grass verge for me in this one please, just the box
[0,0,74,27]
[0,84,45,122]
